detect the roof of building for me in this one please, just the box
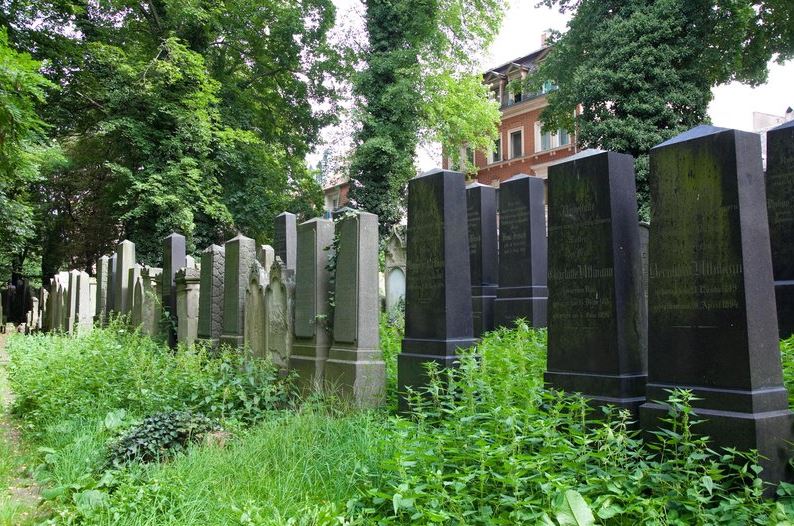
[483,46,551,80]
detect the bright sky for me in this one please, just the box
[326,0,794,171]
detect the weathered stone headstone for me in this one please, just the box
[107,254,117,317]
[127,265,142,320]
[274,212,297,272]
[467,183,498,337]
[198,245,225,347]
[265,258,294,371]
[176,267,201,346]
[493,174,548,328]
[384,225,407,312]
[399,169,475,408]
[95,255,110,325]
[30,297,39,332]
[257,244,275,272]
[326,212,385,406]
[66,270,80,334]
[162,233,187,345]
[545,150,647,414]
[56,272,69,332]
[290,218,334,390]
[244,261,268,358]
[139,267,163,337]
[220,235,257,347]
[77,271,93,334]
[131,274,145,328]
[639,125,792,488]
[115,240,136,314]
[39,288,49,331]
[766,120,794,339]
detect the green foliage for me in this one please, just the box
[534,0,794,221]
[349,0,506,235]
[380,308,405,409]
[7,320,291,431]
[105,411,218,468]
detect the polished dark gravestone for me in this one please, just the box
[163,233,187,346]
[399,169,474,410]
[493,174,548,328]
[545,150,647,414]
[639,125,792,488]
[766,120,794,339]
[274,212,297,273]
[467,183,498,337]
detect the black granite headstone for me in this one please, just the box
[639,125,792,488]
[163,233,187,346]
[493,174,548,328]
[399,169,475,409]
[766,120,794,339]
[545,150,647,414]
[274,212,297,273]
[467,183,498,337]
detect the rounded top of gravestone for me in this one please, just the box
[771,118,794,131]
[652,125,729,149]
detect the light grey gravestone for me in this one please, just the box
[163,233,187,346]
[257,244,275,272]
[88,277,97,324]
[274,212,297,272]
[265,258,295,371]
[126,265,142,320]
[38,288,48,331]
[198,245,225,347]
[54,272,68,332]
[107,254,117,317]
[77,271,93,334]
[220,235,257,348]
[139,267,163,337]
[244,261,268,359]
[325,212,385,407]
[131,273,145,328]
[95,255,110,325]
[289,218,334,391]
[176,267,201,346]
[115,240,136,314]
[384,225,407,312]
[30,297,39,332]
[66,270,80,334]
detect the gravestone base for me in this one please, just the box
[290,341,327,392]
[544,371,647,417]
[472,285,496,337]
[641,397,792,493]
[493,292,547,328]
[398,337,475,411]
[220,334,244,348]
[325,348,385,408]
[775,282,794,339]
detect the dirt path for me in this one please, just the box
[0,326,40,522]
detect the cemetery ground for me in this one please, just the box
[2,319,794,524]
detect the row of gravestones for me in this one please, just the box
[399,122,794,490]
[32,212,386,407]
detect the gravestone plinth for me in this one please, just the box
[399,169,475,410]
[220,235,257,348]
[493,174,548,328]
[198,245,225,347]
[467,183,498,337]
[639,125,792,489]
[290,218,334,391]
[545,151,647,414]
[766,120,794,339]
[325,212,385,407]
[95,256,110,325]
[162,233,187,346]
[176,268,201,346]
[274,212,297,272]
[265,259,294,371]
[115,240,135,314]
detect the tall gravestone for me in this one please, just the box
[115,240,135,314]
[198,245,225,347]
[56,271,69,332]
[95,255,110,325]
[545,150,647,414]
[257,245,275,272]
[265,258,294,371]
[274,212,297,272]
[638,222,650,310]
[639,125,792,488]
[326,212,385,406]
[139,267,162,337]
[399,169,475,409]
[176,267,201,346]
[107,254,117,317]
[244,261,268,359]
[766,120,794,339]
[127,265,142,319]
[66,270,80,334]
[290,218,334,390]
[384,225,407,312]
[493,174,548,328]
[467,183,498,337]
[162,233,187,346]
[220,235,257,347]
[39,288,49,332]
[77,271,93,334]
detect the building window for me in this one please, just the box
[466,147,474,166]
[535,122,572,152]
[559,129,570,147]
[509,129,523,159]
[541,130,552,151]
[542,80,556,94]
[492,137,502,163]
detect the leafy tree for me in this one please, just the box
[0,27,55,281]
[349,0,506,234]
[534,0,794,219]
